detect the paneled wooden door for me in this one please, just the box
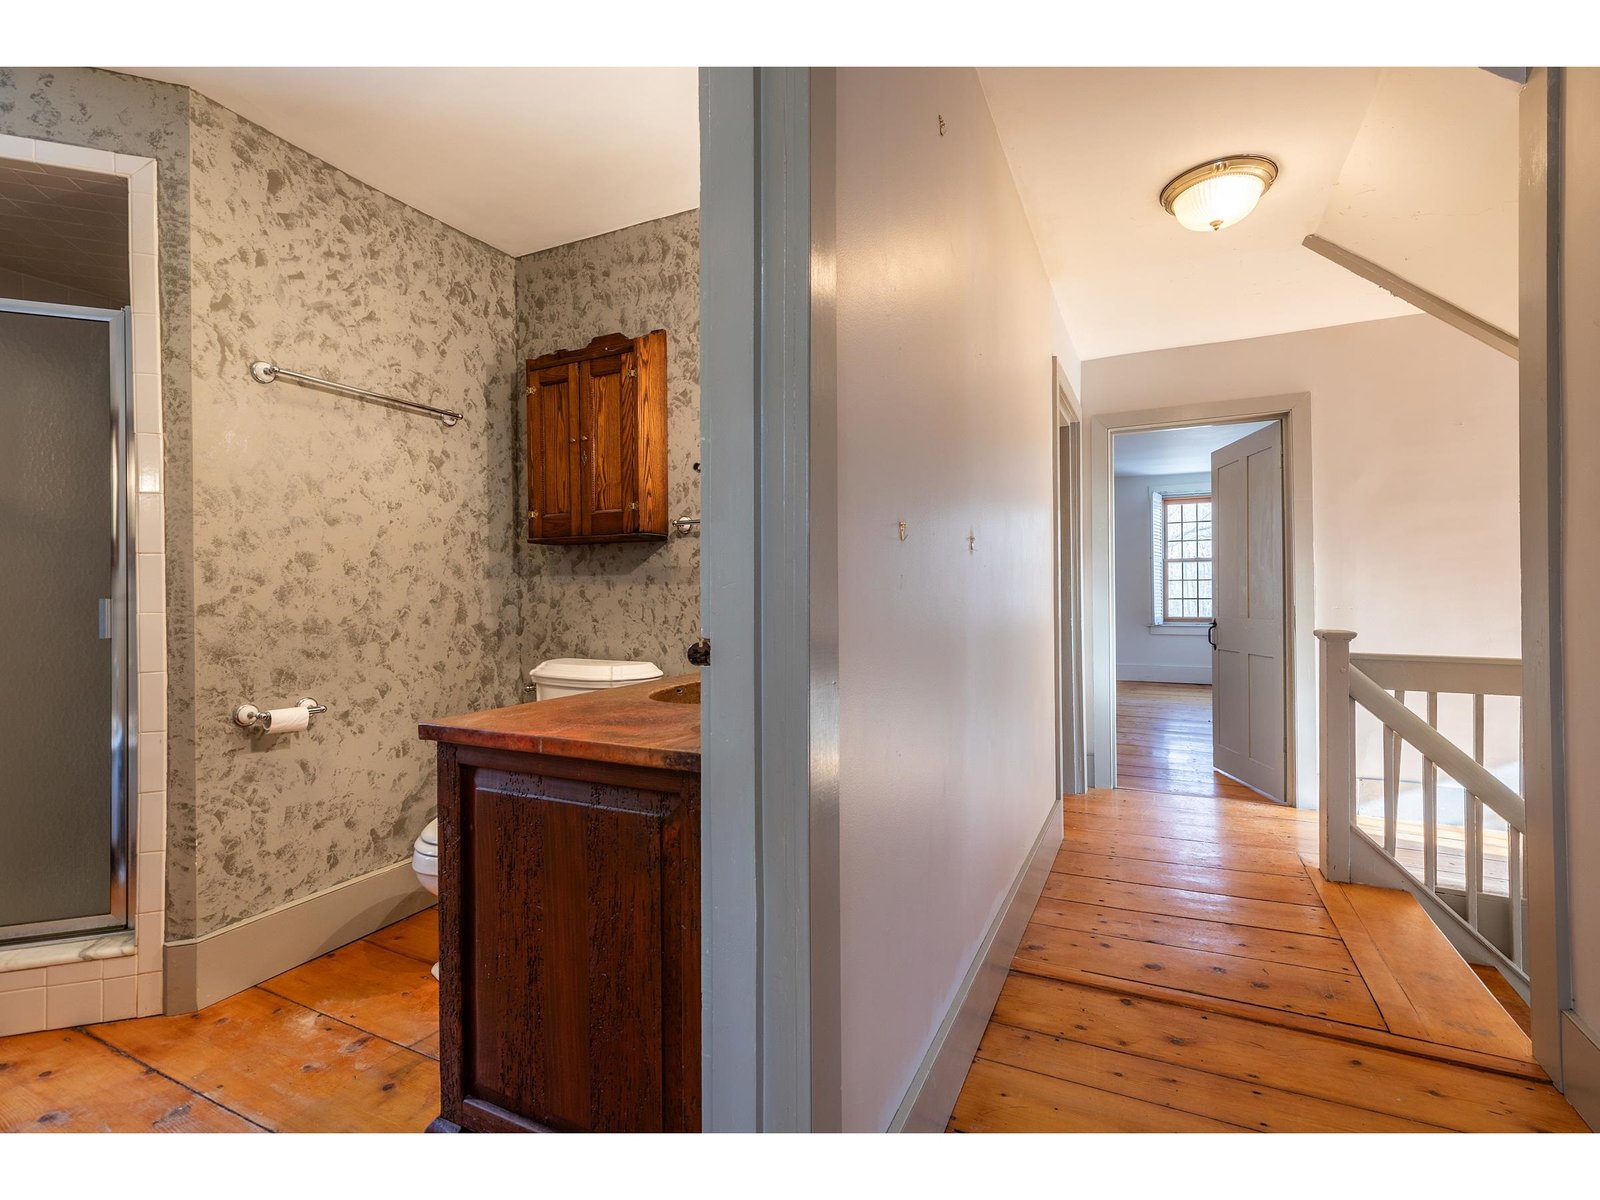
[1210,422,1287,803]
[577,350,640,538]
[528,363,580,540]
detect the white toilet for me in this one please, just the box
[410,657,663,980]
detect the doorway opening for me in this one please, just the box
[1108,418,1287,805]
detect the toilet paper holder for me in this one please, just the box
[232,697,327,733]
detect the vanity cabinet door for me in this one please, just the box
[576,350,638,538]
[434,745,701,1134]
[527,363,579,541]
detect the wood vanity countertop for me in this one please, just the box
[418,673,700,773]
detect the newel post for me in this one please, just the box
[1316,630,1358,883]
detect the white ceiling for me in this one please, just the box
[978,67,1519,361]
[1114,422,1274,477]
[1316,68,1519,336]
[116,68,700,256]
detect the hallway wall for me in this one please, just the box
[1087,314,1520,661]
[1083,315,1519,790]
[833,66,1071,1130]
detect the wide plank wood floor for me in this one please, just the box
[0,908,440,1133]
[1116,680,1264,802]
[949,788,1589,1133]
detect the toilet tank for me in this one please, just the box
[529,657,664,701]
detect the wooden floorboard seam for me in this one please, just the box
[76,1024,273,1133]
[965,1042,1263,1134]
[971,1016,1459,1134]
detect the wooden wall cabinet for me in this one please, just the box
[526,330,668,544]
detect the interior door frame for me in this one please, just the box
[697,65,839,1133]
[1053,358,1087,797]
[1519,65,1600,1125]
[1087,393,1314,807]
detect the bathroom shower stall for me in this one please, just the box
[0,297,135,946]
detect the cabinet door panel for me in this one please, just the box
[578,352,639,537]
[463,768,665,1132]
[528,365,579,539]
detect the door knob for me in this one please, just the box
[686,637,711,667]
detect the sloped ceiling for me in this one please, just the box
[1315,68,1519,337]
[979,67,1518,361]
[116,67,700,256]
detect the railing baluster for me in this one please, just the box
[1468,695,1485,934]
[1316,630,1357,883]
[1423,692,1438,891]
[1508,825,1525,970]
[1382,723,1399,856]
[1383,689,1405,856]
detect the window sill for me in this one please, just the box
[1148,623,1210,636]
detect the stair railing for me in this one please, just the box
[1317,629,1527,987]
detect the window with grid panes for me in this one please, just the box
[1162,495,1213,621]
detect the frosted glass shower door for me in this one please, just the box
[0,303,129,943]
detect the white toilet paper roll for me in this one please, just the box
[265,704,310,733]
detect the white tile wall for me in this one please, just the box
[0,136,164,1036]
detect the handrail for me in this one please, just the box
[1347,666,1526,830]
[1317,628,1527,980]
[1350,653,1522,698]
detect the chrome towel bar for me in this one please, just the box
[249,360,465,427]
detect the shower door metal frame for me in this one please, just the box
[0,297,136,945]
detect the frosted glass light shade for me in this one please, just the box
[1160,156,1279,234]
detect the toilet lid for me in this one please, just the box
[529,657,664,685]
[417,818,438,850]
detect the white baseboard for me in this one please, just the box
[163,860,433,1013]
[1117,664,1212,685]
[888,795,1063,1132]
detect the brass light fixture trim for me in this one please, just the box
[1159,154,1280,215]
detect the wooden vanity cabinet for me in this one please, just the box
[526,331,668,544]
[429,741,701,1133]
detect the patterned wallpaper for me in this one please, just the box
[514,210,701,676]
[181,93,519,937]
[2,70,699,945]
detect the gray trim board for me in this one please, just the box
[163,860,431,1013]
[698,66,829,1132]
[1560,1012,1600,1130]
[889,796,1064,1133]
[698,66,764,1131]
[807,65,844,1135]
[1302,234,1519,360]
[1519,66,1571,1085]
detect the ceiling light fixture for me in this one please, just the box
[1159,155,1279,233]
